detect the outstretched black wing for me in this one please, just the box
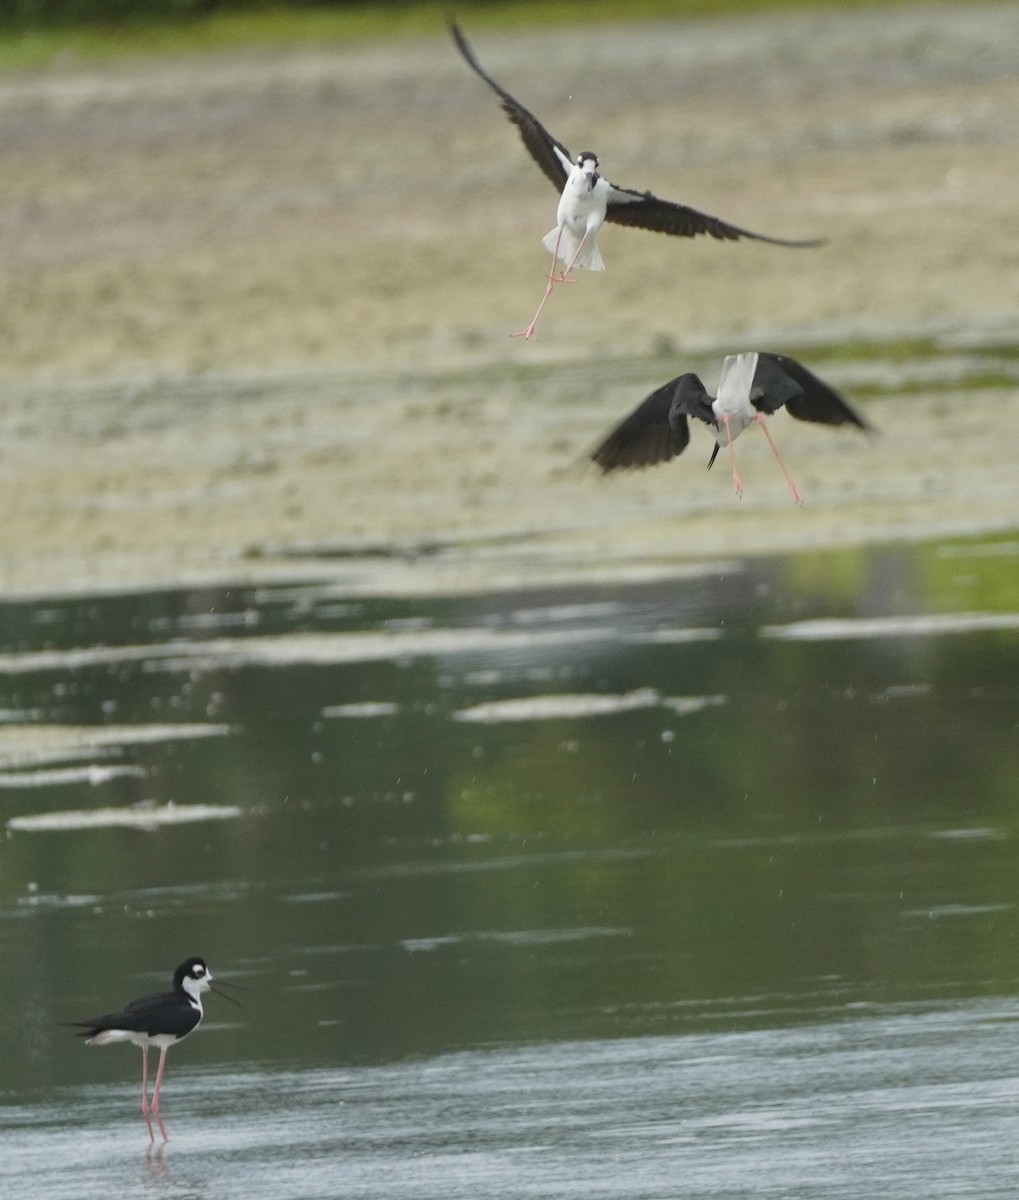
[753,354,872,428]
[452,24,825,249]
[589,374,715,472]
[450,23,570,192]
[604,183,824,247]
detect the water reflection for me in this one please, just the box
[0,536,1017,1195]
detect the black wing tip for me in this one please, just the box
[591,456,667,475]
[449,19,489,80]
[782,235,827,249]
[603,195,829,248]
[760,352,875,432]
[740,232,828,249]
[588,437,677,474]
[62,1020,100,1037]
[588,438,648,474]
[840,406,876,434]
[449,19,474,60]
[590,455,658,474]
[589,444,625,474]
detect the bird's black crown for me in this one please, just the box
[174,957,209,988]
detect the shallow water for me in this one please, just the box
[9,1002,1019,1200]
[1,535,1018,1197]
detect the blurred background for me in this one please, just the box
[0,3,1018,1198]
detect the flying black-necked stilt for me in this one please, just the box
[590,352,872,503]
[67,956,240,1143]
[450,23,824,340]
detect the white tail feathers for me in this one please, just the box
[542,227,605,272]
[715,351,759,419]
[87,1029,133,1046]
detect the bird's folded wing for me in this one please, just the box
[90,1002,196,1038]
[123,989,174,1014]
[69,989,184,1035]
[69,1011,155,1035]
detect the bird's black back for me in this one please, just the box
[68,987,201,1040]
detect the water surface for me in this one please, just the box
[1,534,1018,1197]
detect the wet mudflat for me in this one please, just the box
[2,326,1018,599]
[1,3,1019,596]
[1,533,1018,1197]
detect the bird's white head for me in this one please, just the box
[576,151,599,176]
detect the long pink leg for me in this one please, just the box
[140,1046,155,1142]
[513,228,568,340]
[559,228,592,281]
[546,226,575,284]
[149,1046,170,1143]
[721,415,743,499]
[753,413,803,505]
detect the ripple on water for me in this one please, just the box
[9,1000,1019,1200]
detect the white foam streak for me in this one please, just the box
[454,691,725,723]
[7,802,242,833]
[761,612,1019,641]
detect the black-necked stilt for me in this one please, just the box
[450,23,824,340]
[590,352,872,503]
[67,956,239,1143]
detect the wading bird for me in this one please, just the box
[450,23,824,340]
[590,352,872,503]
[66,956,241,1143]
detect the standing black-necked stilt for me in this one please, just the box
[590,352,873,503]
[450,23,824,340]
[67,956,240,1143]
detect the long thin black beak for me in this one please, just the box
[210,978,246,1008]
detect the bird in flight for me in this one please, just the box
[590,352,872,504]
[66,956,242,1143]
[450,23,824,340]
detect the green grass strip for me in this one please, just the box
[0,0,941,71]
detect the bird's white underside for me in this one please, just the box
[87,1028,185,1049]
[545,146,609,271]
[542,226,605,270]
[712,351,760,441]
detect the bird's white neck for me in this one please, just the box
[181,973,211,1009]
[568,165,598,193]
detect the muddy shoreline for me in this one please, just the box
[1,4,1017,598]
